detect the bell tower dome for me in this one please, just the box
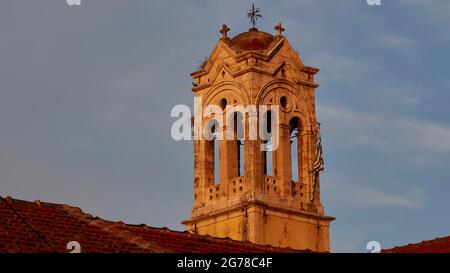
[182,22,334,252]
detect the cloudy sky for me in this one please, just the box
[1,0,449,252]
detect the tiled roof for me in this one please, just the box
[0,196,303,253]
[383,236,450,253]
[229,28,276,52]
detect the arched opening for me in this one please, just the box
[234,112,245,177]
[262,110,273,176]
[280,96,287,109]
[205,119,220,185]
[219,98,227,110]
[227,111,245,178]
[214,135,220,184]
[289,117,301,182]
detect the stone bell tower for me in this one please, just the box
[182,20,334,252]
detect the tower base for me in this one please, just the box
[182,201,334,252]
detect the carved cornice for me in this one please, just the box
[183,199,335,225]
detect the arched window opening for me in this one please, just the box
[220,98,227,110]
[214,135,220,184]
[234,112,245,141]
[289,117,301,183]
[205,119,220,185]
[263,111,273,176]
[233,112,245,177]
[280,96,287,109]
[238,139,244,176]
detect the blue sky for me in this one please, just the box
[1,0,449,252]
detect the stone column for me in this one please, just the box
[219,124,239,198]
[277,123,292,196]
[246,111,264,196]
[193,139,201,207]
[195,139,215,206]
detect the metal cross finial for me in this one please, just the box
[219,24,230,39]
[247,4,262,28]
[274,22,285,36]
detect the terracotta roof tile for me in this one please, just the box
[0,196,305,253]
[229,28,277,52]
[383,236,450,253]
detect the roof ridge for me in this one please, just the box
[383,235,450,252]
[59,204,167,252]
[124,222,303,252]
[404,235,450,246]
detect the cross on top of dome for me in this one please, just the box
[246,4,262,29]
[219,24,230,39]
[274,22,285,36]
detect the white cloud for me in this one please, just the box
[398,0,450,17]
[358,186,425,209]
[398,119,450,154]
[377,33,416,49]
[311,53,377,83]
[397,0,450,40]
[317,103,450,168]
[323,168,428,209]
